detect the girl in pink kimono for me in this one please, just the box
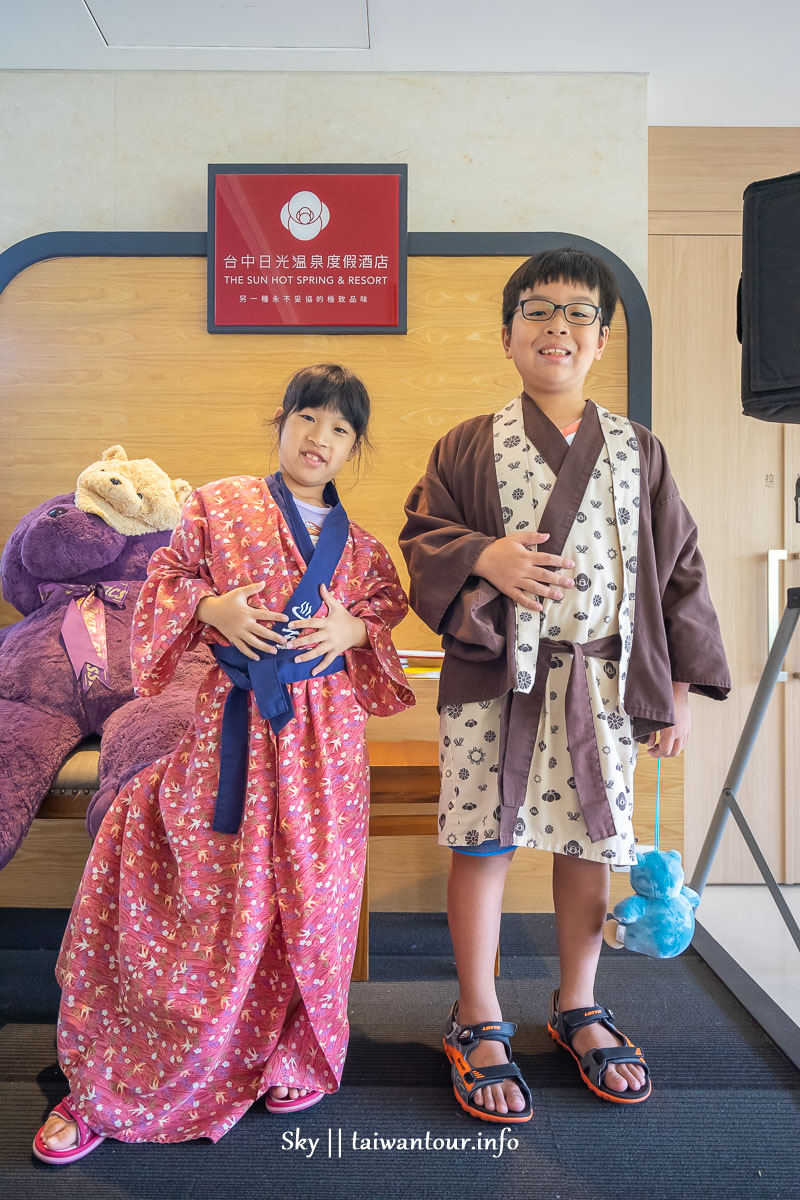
[34,364,414,1163]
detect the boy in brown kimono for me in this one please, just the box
[400,247,729,1121]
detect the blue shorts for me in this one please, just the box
[451,838,514,858]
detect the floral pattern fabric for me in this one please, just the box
[55,476,413,1143]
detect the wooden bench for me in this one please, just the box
[6,736,446,982]
[355,741,440,979]
[1,723,673,978]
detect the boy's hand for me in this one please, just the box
[473,532,576,612]
[288,583,368,675]
[197,583,288,661]
[645,682,691,757]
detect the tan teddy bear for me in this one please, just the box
[75,445,192,536]
[0,444,211,870]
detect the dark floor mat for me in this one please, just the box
[1,909,798,1200]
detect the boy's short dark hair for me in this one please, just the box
[501,247,620,332]
[279,363,371,444]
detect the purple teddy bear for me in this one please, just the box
[0,489,212,868]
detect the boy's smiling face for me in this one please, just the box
[501,278,609,404]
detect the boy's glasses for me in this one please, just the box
[516,299,602,326]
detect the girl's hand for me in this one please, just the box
[288,583,368,675]
[197,582,288,662]
[473,532,576,612]
[645,682,691,757]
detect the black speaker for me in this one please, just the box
[739,169,800,423]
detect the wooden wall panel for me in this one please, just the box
[649,233,784,883]
[0,254,628,650]
[649,127,800,234]
[0,251,658,911]
[649,127,800,884]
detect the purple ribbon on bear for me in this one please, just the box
[38,581,130,693]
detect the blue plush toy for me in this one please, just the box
[602,761,699,958]
[602,847,700,958]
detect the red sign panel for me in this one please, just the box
[208,165,407,333]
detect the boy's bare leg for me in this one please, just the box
[447,850,527,1114]
[552,854,646,1092]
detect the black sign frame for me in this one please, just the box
[207,163,408,335]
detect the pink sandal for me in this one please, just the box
[264,1087,325,1114]
[32,1097,106,1165]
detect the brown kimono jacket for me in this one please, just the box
[399,395,730,741]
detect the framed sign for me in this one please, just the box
[207,163,407,334]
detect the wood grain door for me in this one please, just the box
[650,233,797,884]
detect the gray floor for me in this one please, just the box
[699,885,800,1025]
[2,912,799,1200]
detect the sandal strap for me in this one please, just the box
[56,1097,90,1147]
[465,1060,524,1086]
[583,1045,648,1070]
[553,993,648,1067]
[455,1019,517,1045]
[581,1045,650,1090]
[459,1060,532,1104]
[558,1004,617,1036]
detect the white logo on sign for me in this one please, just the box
[280,190,330,242]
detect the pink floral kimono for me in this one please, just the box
[54,474,413,1143]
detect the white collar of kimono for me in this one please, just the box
[492,395,640,705]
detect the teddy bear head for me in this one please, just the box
[75,445,191,537]
[0,446,191,617]
[628,848,685,900]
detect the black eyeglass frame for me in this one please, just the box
[515,299,604,326]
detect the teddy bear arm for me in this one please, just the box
[680,885,700,908]
[613,894,648,924]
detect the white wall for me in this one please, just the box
[0,72,647,283]
[1,0,798,127]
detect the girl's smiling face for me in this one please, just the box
[277,405,358,502]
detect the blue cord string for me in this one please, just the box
[655,758,661,852]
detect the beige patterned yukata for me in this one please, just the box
[438,396,640,864]
[401,392,730,870]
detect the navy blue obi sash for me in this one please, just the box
[211,472,349,834]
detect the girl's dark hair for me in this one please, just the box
[501,247,620,332]
[277,364,372,448]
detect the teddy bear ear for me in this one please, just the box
[171,478,192,505]
[634,852,646,866]
[667,849,682,861]
[101,445,128,462]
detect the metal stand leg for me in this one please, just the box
[689,589,800,954]
[687,587,800,1066]
[719,789,800,954]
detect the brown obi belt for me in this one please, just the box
[498,634,623,847]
